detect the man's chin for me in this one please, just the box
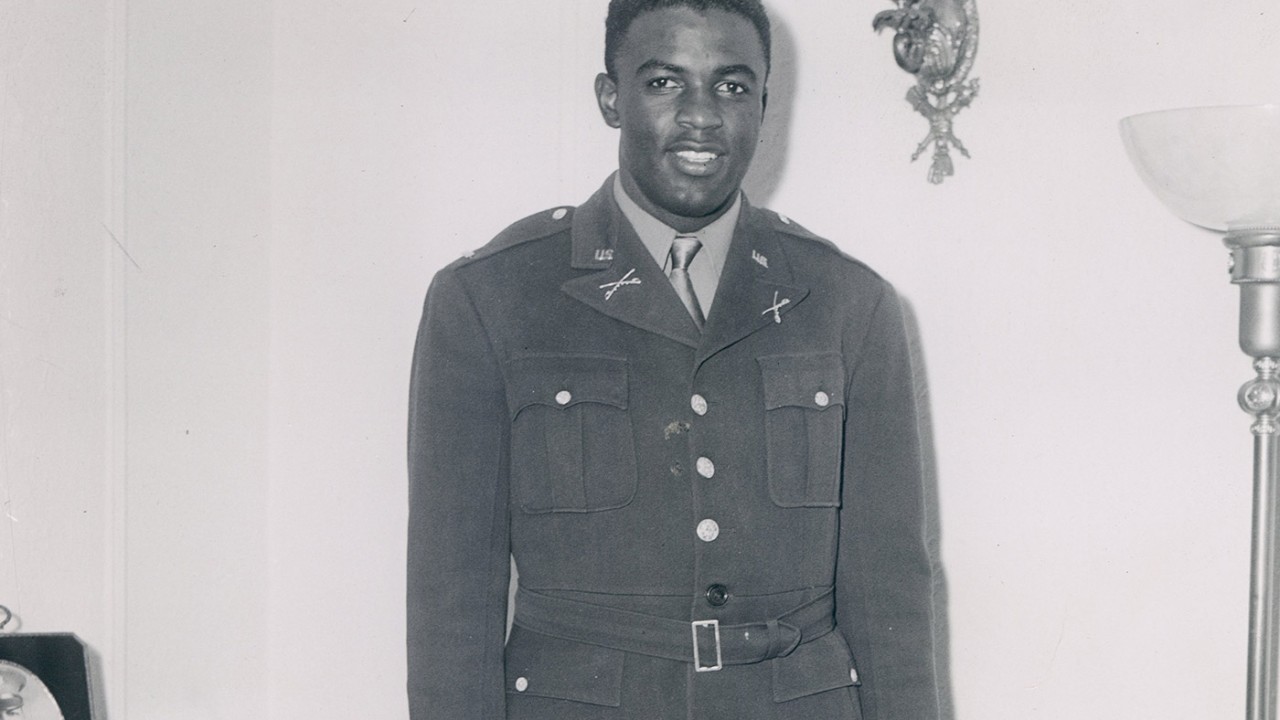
[658,185,737,218]
[669,195,736,222]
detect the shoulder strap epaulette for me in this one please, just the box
[764,208,840,251]
[762,207,884,278]
[452,205,576,267]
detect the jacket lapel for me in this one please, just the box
[561,182,702,349]
[695,203,809,367]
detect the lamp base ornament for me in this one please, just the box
[1241,358,1280,435]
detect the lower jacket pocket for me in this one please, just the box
[772,631,859,703]
[504,625,625,707]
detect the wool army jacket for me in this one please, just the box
[407,178,942,720]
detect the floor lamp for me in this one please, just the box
[1121,104,1280,720]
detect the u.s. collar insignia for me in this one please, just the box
[599,268,642,301]
[762,290,791,324]
[594,248,615,262]
[752,250,769,269]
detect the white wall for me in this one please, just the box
[1,0,112,677]
[3,1,1279,718]
[122,0,273,717]
[4,1,273,718]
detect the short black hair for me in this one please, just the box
[604,0,772,80]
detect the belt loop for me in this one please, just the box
[692,620,723,672]
[766,619,783,660]
[765,619,802,660]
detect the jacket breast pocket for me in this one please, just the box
[758,353,846,508]
[506,354,637,514]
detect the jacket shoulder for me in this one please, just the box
[447,205,576,269]
[762,208,824,243]
[758,207,887,283]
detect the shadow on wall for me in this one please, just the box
[901,296,957,720]
[741,5,795,208]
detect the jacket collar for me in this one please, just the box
[562,179,809,361]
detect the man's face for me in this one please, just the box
[596,7,767,232]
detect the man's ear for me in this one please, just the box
[761,87,769,117]
[595,72,621,129]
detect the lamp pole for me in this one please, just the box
[1122,104,1280,720]
[1230,229,1280,720]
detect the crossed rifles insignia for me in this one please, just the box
[762,291,790,324]
[600,268,642,301]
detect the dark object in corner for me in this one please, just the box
[0,633,95,720]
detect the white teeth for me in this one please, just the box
[676,151,718,163]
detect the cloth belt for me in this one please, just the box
[513,586,836,671]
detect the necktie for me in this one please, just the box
[669,235,705,330]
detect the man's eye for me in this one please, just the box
[718,82,748,95]
[647,77,680,90]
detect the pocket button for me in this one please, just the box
[696,457,716,479]
[814,391,830,408]
[555,390,572,406]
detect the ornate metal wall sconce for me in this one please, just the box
[873,0,980,184]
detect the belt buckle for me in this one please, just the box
[691,619,723,672]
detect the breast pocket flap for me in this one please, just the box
[759,353,845,412]
[506,354,628,418]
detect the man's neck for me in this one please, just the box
[616,172,735,234]
[612,173,741,250]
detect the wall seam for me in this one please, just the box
[103,0,129,716]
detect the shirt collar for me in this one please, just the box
[612,173,740,275]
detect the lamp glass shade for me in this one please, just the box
[1120,104,1280,232]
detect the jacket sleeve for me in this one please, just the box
[407,267,511,719]
[837,284,942,720]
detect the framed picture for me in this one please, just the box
[0,634,94,720]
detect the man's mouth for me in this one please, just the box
[676,150,719,163]
[672,149,724,176]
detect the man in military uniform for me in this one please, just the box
[407,1,942,718]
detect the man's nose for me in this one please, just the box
[675,87,723,130]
